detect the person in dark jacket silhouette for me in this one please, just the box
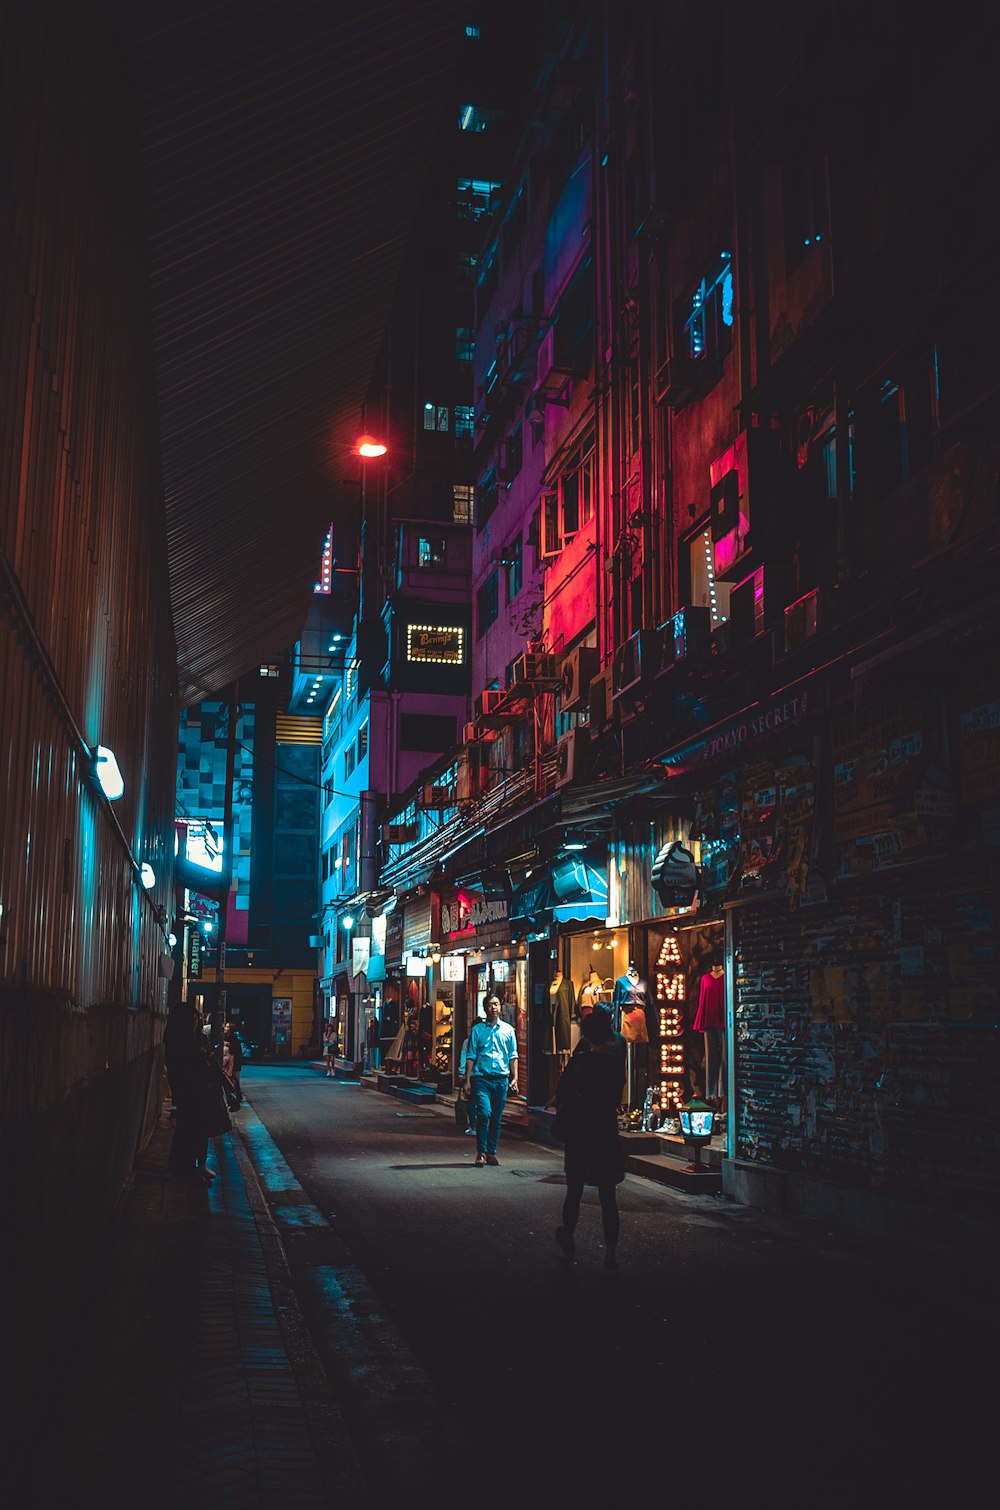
[553,1007,626,1269]
[165,1002,223,1185]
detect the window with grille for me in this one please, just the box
[453,484,474,523]
[454,405,475,438]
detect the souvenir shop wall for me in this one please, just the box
[694,670,1000,1205]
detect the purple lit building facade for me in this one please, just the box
[376,3,1000,1226]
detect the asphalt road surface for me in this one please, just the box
[239,1065,995,1509]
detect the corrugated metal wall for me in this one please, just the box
[732,866,1000,1198]
[1,0,178,1389]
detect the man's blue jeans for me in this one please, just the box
[471,1073,508,1155]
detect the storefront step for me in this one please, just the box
[625,1151,723,1194]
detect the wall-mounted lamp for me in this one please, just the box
[564,841,586,852]
[92,745,124,801]
[342,914,355,931]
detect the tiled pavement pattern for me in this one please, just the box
[19,1115,371,1510]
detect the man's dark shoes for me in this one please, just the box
[486,1154,499,1166]
[555,1226,575,1259]
[475,1152,487,1166]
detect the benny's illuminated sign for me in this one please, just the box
[406,624,464,664]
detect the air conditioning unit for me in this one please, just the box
[784,587,823,653]
[456,742,487,803]
[588,664,615,729]
[475,689,506,722]
[729,566,766,645]
[419,784,452,809]
[667,606,713,665]
[654,355,702,409]
[385,823,417,844]
[463,721,480,744]
[613,629,662,696]
[536,323,573,396]
[560,645,599,711]
[509,652,560,689]
[555,727,591,788]
[710,429,778,580]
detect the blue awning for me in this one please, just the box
[509,859,608,935]
[364,953,387,983]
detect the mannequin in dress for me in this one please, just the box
[693,951,726,1105]
[612,961,649,1105]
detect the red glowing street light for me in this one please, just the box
[356,435,387,458]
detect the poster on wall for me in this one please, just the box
[272,997,292,1050]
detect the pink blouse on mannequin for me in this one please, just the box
[693,969,725,1031]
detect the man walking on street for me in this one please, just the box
[464,994,518,1167]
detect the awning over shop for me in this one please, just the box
[509,859,609,935]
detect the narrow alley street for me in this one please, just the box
[236,1066,995,1507]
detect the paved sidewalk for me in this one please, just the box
[16,1109,371,1510]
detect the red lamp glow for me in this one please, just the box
[356,435,387,458]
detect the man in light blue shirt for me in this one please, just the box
[463,994,518,1166]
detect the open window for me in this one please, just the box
[539,437,595,557]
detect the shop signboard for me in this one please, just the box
[441,887,509,943]
[659,675,823,772]
[384,909,404,967]
[440,955,465,982]
[352,937,371,977]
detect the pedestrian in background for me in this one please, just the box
[553,1006,626,1269]
[222,1021,243,1108]
[463,994,518,1167]
[456,1031,476,1133]
[324,1021,337,1077]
